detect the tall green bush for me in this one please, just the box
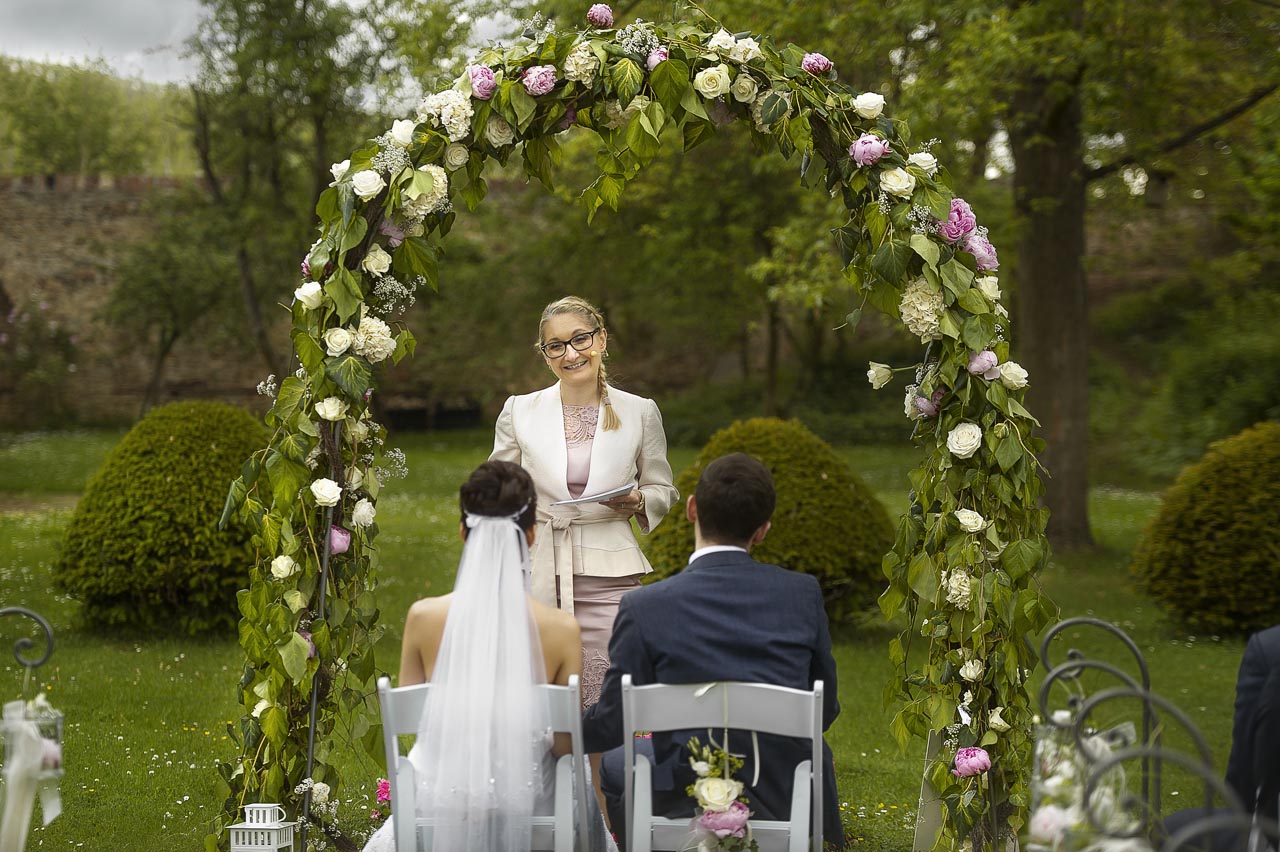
[53,401,268,634]
[645,417,894,623]
[1131,420,1280,635]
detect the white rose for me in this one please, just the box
[853,91,886,119]
[989,706,1011,733]
[310,478,342,507]
[485,114,515,147]
[350,169,386,201]
[361,244,392,275]
[563,42,600,85]
[329,159,350,186]
[315,397,348,422]
[443,142,470,171]
[947,423,983,459]
[707,28,737,53]
[689,759,711,777]
[692,776,743,812]
[976,275,1002,302]
[270,554,298,580]
[945,570,972,610]
[959,659,985,682]
[728,37,762,63]
[999,361,1029,389]
[389,119,416,148]
[352,498,377,528]
[251,698,271,718]
[693,64,732,99]
[866,362,892,390]
[908,151,939,175]
[880,167,917,198]
[349,419,371,443]
[346,466,364,490]
[312,782,330,805]
[954,509,986,532]
[294,282,324,310]
[323,327,353,357]
[730,72,759,103]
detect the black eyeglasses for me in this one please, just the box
[540,328,601,358]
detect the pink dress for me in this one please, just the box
[562,404,642,707]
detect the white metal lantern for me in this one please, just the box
[229,803,296,851]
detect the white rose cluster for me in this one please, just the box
[416,89,474,142]
[908,150,939,175]
[976,275,1002,303]
[728,37,762,63]
[899,277,944,343]
[315,397,348,422]
[443,142,470,171]
[352,497,377,528]
[999,360,1029,389]
[880,167,917,199]
[403,164,449,218]
[954,508,986,532]
[361,244,392,275]
[730,72,758,103]
[270,554,298,580]
[563,42,600,84]
[294,282,324,310]
[353,315,396,363]
[692,776,743,812]
[960,659,985,682]
[693,63,732,99]
[945,570,972,610]
[853,91,886,119]
[947,423,984,459]
[310,478,342,507]
[707,28,737,53]
[485,115,516,147]
[350,169,386,201]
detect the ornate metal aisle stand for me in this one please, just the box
[1036,617,1280,852]
[0,607,54,671]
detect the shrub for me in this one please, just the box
[645,417,894,623]
[53,401,269,634]
[1131,420,1280,635]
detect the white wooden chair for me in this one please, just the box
[376,674,592,852]
[621,675,825,852]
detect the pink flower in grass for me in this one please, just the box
[647,47,668,71]
[330,524,352,555]
[953,746,992,777]
[586,4,613,28]
[965,232,1000,271]
[376,778,391,804]
[468,65,496,100]
[522,65,558,96]
[967,350,1000,380]
[849,133,890,167]
[801,52,833,75]
[938,198,978,243]
[699,800,751,839]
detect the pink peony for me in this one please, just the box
[299,630,317,659]
[376,778,391,804]
[646,47,668,72]
[849,133,890,167]
[915,388,946,418]
[558,105,578,131]
[522,64,558,96]
[967,350,1000,380]
[801,52,833,75]
[938,198,978,243]
[300,259,311,279]
[330,524,352,555]
[586,4,613,28]
[953,746,992,778]
[965,233,1000,271]
[699,800,751,839]
[378,219,407,248]
[468,65,496,100]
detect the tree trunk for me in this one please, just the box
[763,301,780,417]
[142,330,179,416]
[237,245,280,377]
[1007,0,1094,549]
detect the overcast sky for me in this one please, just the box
[0,0,205,82]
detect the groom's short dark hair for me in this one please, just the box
[694,453,775,546]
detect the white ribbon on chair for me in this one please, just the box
[693,683,761,788]
[0,698,62,852]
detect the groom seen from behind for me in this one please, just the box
[583,452,844,847]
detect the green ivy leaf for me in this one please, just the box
[219,477,247,530]
[907,552,939,603]
[393,236,438,287]
[510,85,537,132]
[1001,539,1042,581]
[650,58,689,113]
[284,590,307,614]
[324,268,363,323]
[266,452,311,514]
[261,706,287,746]
[679,84,708,121]
[940,259,974,300]
[339,215,368,252]
[271,376,307,422]
[610,58,644,107]
[957,287,991,315]
[872,238,912,283]
[910,233,940,269]
[917,184,953,219]
[279,632,311,683]
[962,313,997,351]
[995,434,1021,472]
[325,354,372,400]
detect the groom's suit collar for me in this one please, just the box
[686,547,755,571]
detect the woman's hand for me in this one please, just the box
[601,489,645,517]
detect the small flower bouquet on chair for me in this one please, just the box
[683,737,759,852]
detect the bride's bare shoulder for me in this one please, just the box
[530,598,580,639]
[405,594,452,629]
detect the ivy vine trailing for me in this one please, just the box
[212,2,1053,850]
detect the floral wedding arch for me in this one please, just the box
[214,5,1052,850]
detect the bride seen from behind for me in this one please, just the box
[362,461,588,852]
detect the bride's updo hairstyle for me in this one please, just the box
[459,460,538,536]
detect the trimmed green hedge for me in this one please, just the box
[1131,420,1280,635]
[53,401,268,634]
[645,417,894,623]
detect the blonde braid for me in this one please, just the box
[538,296,621,431]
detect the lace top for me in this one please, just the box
[563,404,597,499]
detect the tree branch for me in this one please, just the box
[1086,83,1279,182]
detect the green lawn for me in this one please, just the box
[0,430,1240,850]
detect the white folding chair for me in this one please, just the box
[377,675,592,852]
[621,675,825,852]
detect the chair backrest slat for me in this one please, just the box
[624,681,820,739]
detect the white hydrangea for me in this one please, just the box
[352,315,397,364]
[416,89,474,142]
[945,570,972,610]
[402,164,449,218]
[563,42,600,84]
[899,277,944,343]
[601,96,651,130]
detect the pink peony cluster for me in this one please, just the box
[586,3,613,28]
[468,65,496,100]
[522,64,558,96]
[647,47,669,72]
[965,233,999,271]
[699,800,751,839]
[376,778,391,805]
[849,133,890,167]
[801,52,833,75]
[952,746,992,778]
[967,350,1000,380]
[938,198,977,243]
[330,524,352,555]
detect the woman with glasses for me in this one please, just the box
[490,295,678,711]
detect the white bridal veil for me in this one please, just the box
[413,505,552,852]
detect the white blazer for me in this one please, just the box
[490,383,679,611]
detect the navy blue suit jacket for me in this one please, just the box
[1226,624,1280,811]
[582,549,843,843]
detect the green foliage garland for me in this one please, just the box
[215,6,1052,850]
[646,417,893,623]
